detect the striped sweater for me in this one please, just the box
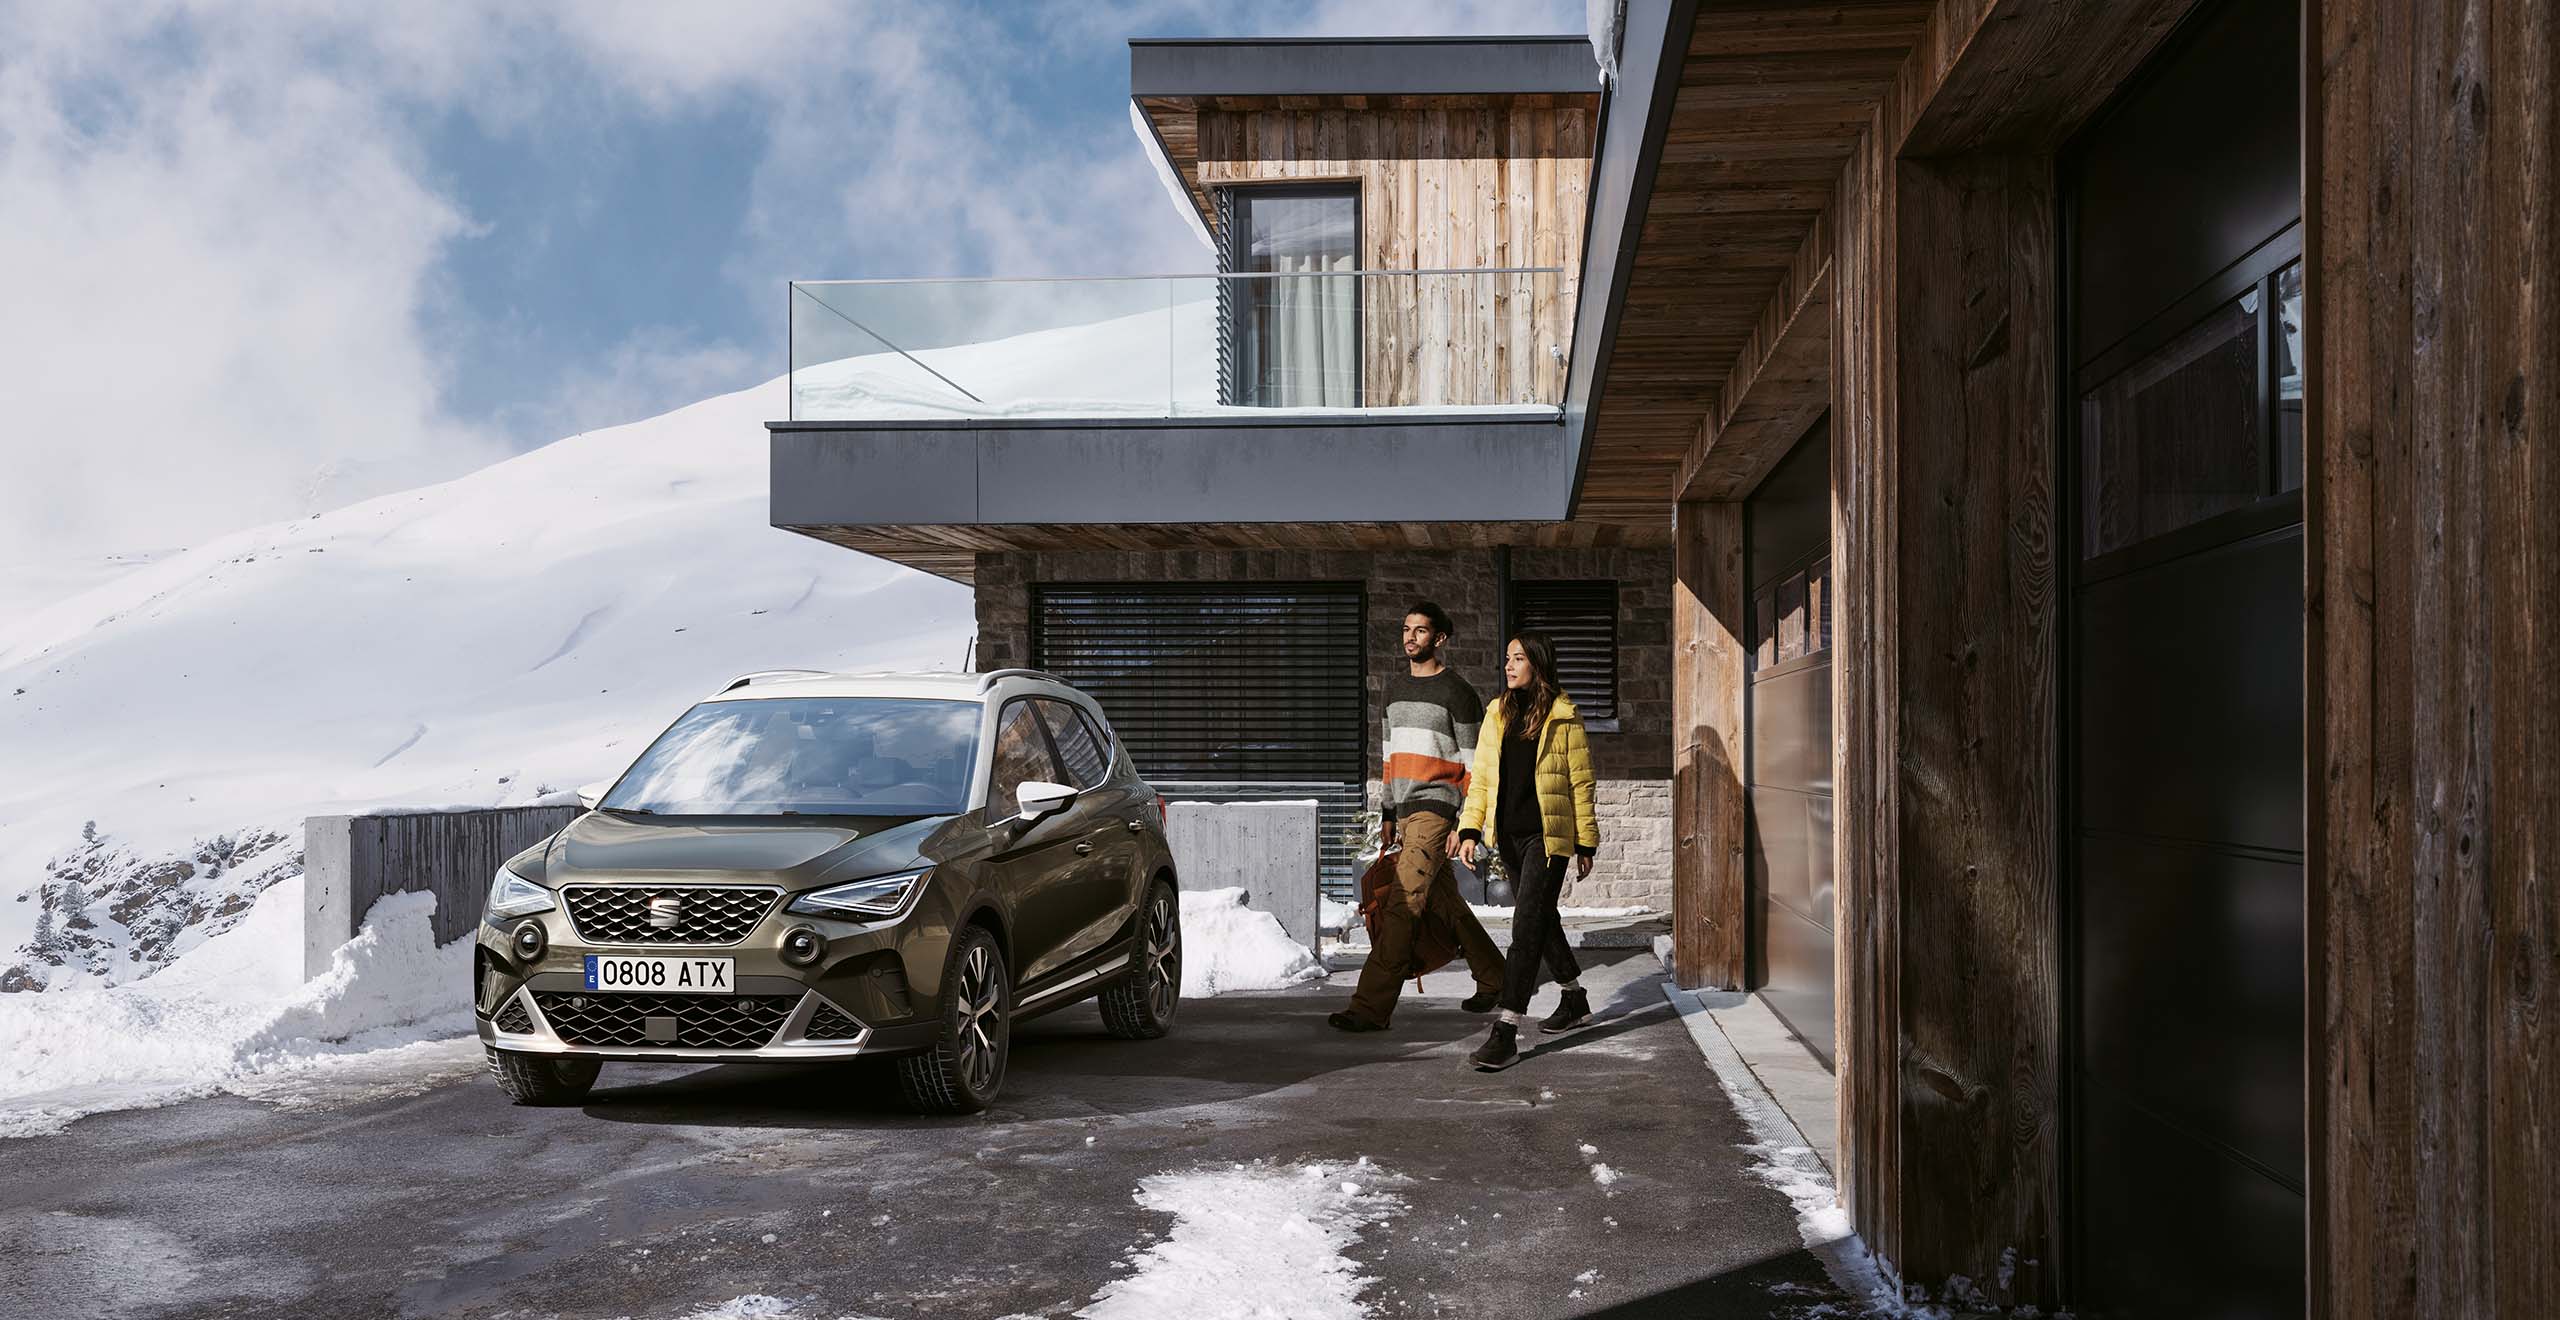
[1381,668,1485,823]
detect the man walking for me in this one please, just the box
[1328,601,1507,1031]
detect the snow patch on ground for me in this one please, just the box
[1078,1158,1403,1320]
[1317,896,1356,931]
[1180,888,1324,998]
[0,882,473,1138]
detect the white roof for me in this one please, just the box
[705,670,995,703]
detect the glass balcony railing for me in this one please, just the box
[787,268,1573,422]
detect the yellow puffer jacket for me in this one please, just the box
[1456,692,1599,860]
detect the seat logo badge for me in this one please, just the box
[646,895,683,930]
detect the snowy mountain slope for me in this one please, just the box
[0,373,972,987]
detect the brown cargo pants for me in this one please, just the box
[1342,812,1506,1026]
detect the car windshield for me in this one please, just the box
[602,697,980,815]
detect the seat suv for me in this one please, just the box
[474,669,1182,1114]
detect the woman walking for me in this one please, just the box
[1453,630,1599,1071]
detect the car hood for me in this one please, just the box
[542,809,965,892]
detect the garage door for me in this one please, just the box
[2063,1,2304,1312]
[1033,582,1367,901]
[1744,421,1835,1067]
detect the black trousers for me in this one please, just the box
[1497,832,1581,1014]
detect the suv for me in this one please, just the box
[473,669,1182,1114]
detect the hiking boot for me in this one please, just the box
[1327,1011,1387,1033]
[1538,987,1593,1033]
[1468,1022,1520,1071]
[1460,989,1500,1014]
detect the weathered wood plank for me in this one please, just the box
[2310,0,2559,1313]
[1672,499,1747,988]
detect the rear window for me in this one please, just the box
[603,697,980,815]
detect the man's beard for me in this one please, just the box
[1407,640,1438,664]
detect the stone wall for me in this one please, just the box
[975,545,1674,908]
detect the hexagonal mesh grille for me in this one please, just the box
[533,992,797,1049]
[561,885,777,946]
[492,997,535,1034]
[804,1003,866,1041]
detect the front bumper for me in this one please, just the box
[474,883,958,1063]
[478,979,938,1062]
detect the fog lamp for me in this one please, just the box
[511,920,546,962]
[780,926,825,967]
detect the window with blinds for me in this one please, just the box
[1032,582,1366,782]
[1034,581,1370,901]
[1508,579,1621,731]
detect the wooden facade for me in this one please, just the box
[1145,96,1595,407]
[2309,0,2557,1313]
[1622,0,2556,1313]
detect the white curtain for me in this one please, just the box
[1238,192,1358,408]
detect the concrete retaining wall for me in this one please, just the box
[1164,799,1321,949]
[304,806,580,976]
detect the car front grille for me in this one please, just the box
[804,1002,866,1041]
[492,997,535,1034]
[561,885,778,946]
[533,992,799,1049]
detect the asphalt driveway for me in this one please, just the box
[0,950,1844,1319]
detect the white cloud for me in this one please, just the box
[0,0,1585,567]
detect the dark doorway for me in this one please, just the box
[2062,0,2304,1313]
[1744,420,1834,1066]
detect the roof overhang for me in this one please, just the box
[1128,35,1598,100]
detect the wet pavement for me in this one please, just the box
[0,950,1846,1319]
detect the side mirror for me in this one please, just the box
[1014,780,1078,824]
[577,781,610,810]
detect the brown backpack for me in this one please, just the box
[1356,846,1461,989]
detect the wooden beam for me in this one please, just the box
[1679,265,1833,500]
[1889,0,2195,156]
[1885,148,2061,1310]
[1672,498,1746,989]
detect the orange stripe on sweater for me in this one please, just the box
[1383,752,1468,785]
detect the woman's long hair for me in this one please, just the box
[1501,630,1562,740]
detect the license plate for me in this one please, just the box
[582,955,734,994]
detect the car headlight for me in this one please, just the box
[485,868,557,922]
[787,868,929,920]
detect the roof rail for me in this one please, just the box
[721,668,835,693]
[974,668,1065,692]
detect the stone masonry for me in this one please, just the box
[974,545,1674,908]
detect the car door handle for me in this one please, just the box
[1075,842,1096,856]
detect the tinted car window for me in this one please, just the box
[603,698,979,815]
[989,700,1063,810]
[1038,700,1111,788]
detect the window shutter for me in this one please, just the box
[1509,580,1620,728]
[1033,582,1369,900]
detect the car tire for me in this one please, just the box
[487,1048,602,1106]
[895,925,1010,1115]
[1097,882,1180,1040]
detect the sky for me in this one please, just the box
[0,1,1585,566]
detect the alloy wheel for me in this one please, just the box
[955,943,1003,1093]
[1143,890,1180,1020]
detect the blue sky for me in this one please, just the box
[0,1,1582,559]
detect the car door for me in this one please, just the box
[984,698,1086,984]
[1035,698,1144,967]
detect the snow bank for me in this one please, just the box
[1078,1158,1403,1320]
[0,884,472,1138]
[1178,887,1324,998]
